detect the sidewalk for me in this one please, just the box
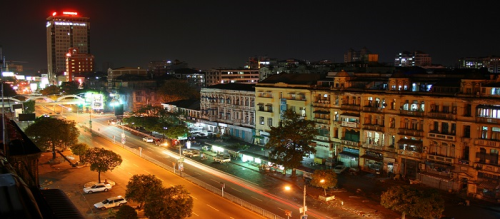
[195,136,500,219]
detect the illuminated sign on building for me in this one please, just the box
[54,22,86,26]
[62,11,78,15]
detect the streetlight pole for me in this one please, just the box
[89,108,92,135]
[303,184,307,217]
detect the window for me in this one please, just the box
[492,127,500,140]
[482,126,488,139]
[464,125,471,138]
[259,117,264,125]
[267,118,273,127]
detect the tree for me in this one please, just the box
[0,82,17,97]
[70,143,89,163]
[40,85,61,95]
[144,185,193,219]
[23,99,36,114]
[381,185,445,219]
[157,79,199,103]
[25,117,79,159]
[60,81,80,94]
[83,148,123,183]
[115,205,138,219]
[125,174,163,209]
[265,109,318,177]
[164,125,188,140]
[310,169,337,196]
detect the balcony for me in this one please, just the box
[312,100,331,107]
[362,143,384,151]
[398,150,423,159]
[384,146,397,153]
[340,104,360,111]
[399,110,424,117]
[398,128,424,137]
[427,112,456,120]
[475,163,500,174]
[427,154,454,165]
[363,124,384,132]
[474,138,500,148]
[314,117,330,124]
[362,106,384,113]
[476,117,500,124]
[231,119,242,126]
[314,136,330,142]
[341,121,360,128]
[428,132,456,141]
[341,139,361,147]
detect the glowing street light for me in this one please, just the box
[320,179,327,196]
[284,185,307,217]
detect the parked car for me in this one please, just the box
[142,137,154,143]
[94,196,127,210]
[214,155,231,163]
[183,149,200,157]
[83,183,112,194]
[334,165,347,174]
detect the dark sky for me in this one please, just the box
[1,0,499,74]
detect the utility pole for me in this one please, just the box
[2,82,5,155]
[89,107,92,135]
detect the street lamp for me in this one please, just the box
[284,185,307,217]
[320,179,327,196]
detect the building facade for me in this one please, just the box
[46,11,90,83]
[394,51,432,67]
[253,70,500,200]
[205,69,260,86]
[65,48,94,82]
[200,84,256,143]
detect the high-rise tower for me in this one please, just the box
[46,11,90,84]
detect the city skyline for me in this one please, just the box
[1,0,499,74]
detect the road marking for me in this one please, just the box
[128,172,133,175]
[145,170,151,174]
[210,179,218,183]
[251,196,263,201]
[206,204,219,212]
[230,187,242,192]
[133,164,139,168]
[190,195,198,200]
[192,212,199,216]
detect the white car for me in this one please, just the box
[334,165,347,174]
[83,183,112,194]
[94,196,127,210]
[143,137,154,143]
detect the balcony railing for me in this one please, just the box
[314,136,330,142]
[362,143,384,150]
[362,106,384,113]
[428,132,456,141]
[363,124,384,132]
[475,163,500,174]
[427,154,454,164]
[427,112,456,120]
[341,121,359,128]
[314,118,330,124]
[341,139,361,147]
[476,117,500,124]
[398,128,424,137]
[398,150,423,158]
[399,110,424,117]
[385,146,397,153]
[475,138,500,148]
[340,104,360,111]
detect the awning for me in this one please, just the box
[339,151,358,158]
[397,139,423,146]
[361,154,383,162]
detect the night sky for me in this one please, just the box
[1,0,499,74]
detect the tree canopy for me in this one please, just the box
[23,100,36,114]
[125,174,163,209]
[381,185,445,219]
[123,106,187,140]
[70,143,89,162]
[310,169,337,196]
[60,81,81,95]
[157,79,199,103]
[144,185,193,219]
[83,148,123,183]
[115,205,138,219]
[40,85,61,95]
[25,117,79,159]
[265,109,318,176]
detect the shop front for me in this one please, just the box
[338,147,359,168]
[361,151,383,173]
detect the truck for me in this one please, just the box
[214,155,231,163]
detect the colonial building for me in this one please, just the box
[200,83,255,143]
[254,68,500,200]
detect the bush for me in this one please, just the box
[116,205,138,219]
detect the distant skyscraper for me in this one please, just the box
[394,51,431,67]
[344,47,378,63]
[46,11,90,83]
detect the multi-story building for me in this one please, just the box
[457,56,500,73]
[65,48,94,82]
[107,67,148,92]
[205,69,260,86]
[173,68,206,90]
[394,51,432,67]
[46,11,90,84]
[254,69,500,200]
[200,83,256,143]
[344,47,379,63]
